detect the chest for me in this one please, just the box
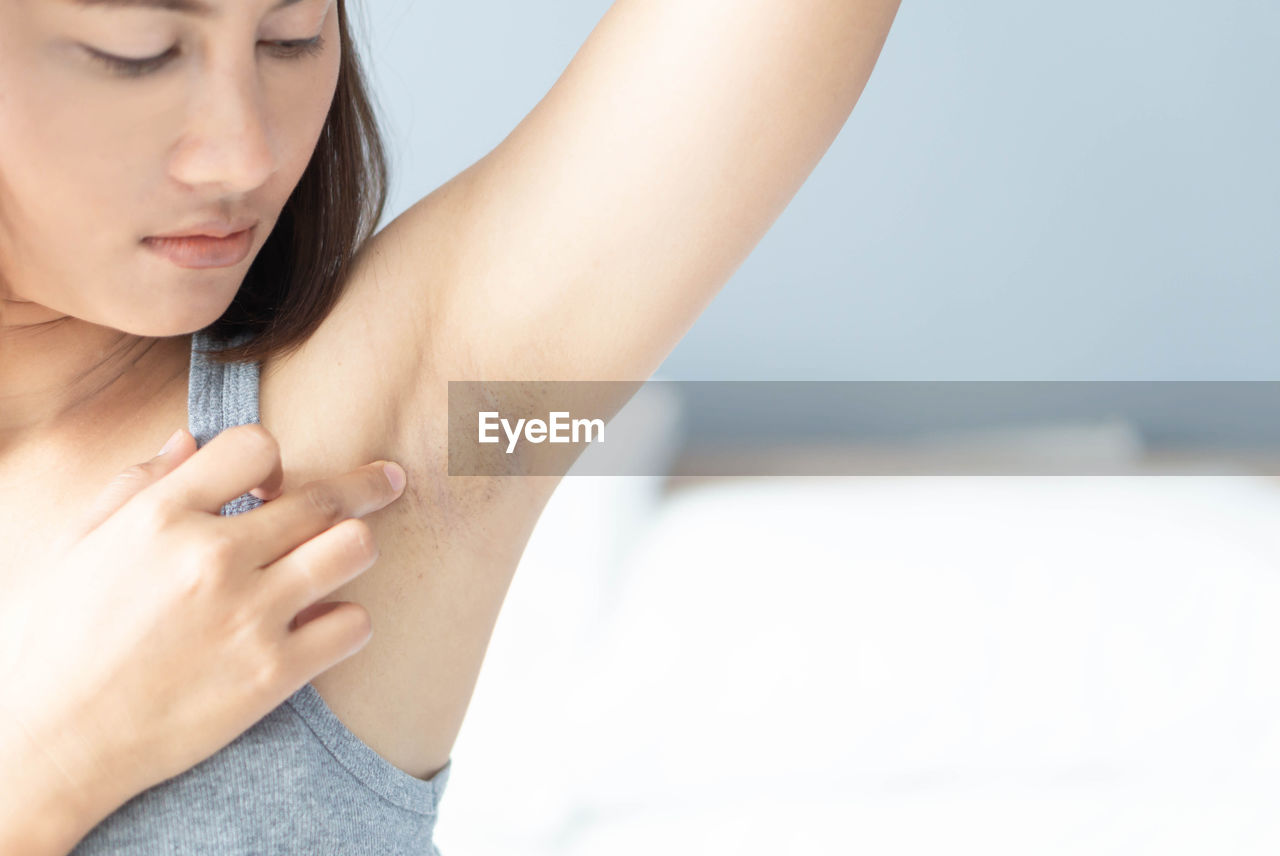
[0,513,71,595]
[0,400,477,788]
[3,338,556,787]
[0,451,476,784]
[0,388,191,592]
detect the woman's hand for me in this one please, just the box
[0,423,407,827]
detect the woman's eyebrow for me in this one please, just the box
[67,0,306,16]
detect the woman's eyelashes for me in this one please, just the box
[84,44,179,77]
[83,35,327,79]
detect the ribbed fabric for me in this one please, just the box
[70,326,451,856]
[187,327,264,517]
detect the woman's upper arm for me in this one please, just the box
[383,0,904,390]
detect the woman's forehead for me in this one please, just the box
[57,0,313,17]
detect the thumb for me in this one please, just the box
[71,428,196,541]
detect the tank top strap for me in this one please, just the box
[188,327,265,517]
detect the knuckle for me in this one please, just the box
[303,483,345,521]
[288,554,322,603]
[118,463,154,484]
[251,652,285,694]
[353,605,373,638]
[173,552,210,596]
[340,518,379,564]
[191,529,239,576]
[340,602,373,638]
[236,423,279,459]
[223,600,272,662]
[130,493,178,533]
[224,597,261,639]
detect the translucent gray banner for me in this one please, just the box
[446,381,1280,476]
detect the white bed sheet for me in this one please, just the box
[438,467,1280,854]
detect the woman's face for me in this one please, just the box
[0,0,341,336]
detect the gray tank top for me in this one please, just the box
[70,327,451,855]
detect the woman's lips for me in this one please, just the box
[142,226,254,269]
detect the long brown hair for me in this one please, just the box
[198,0,388,367]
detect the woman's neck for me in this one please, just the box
[0,305,183,463]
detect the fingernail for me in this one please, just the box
[381,461,406,493]
[156,429,183,457]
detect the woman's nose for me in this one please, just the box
[168,66,280,193]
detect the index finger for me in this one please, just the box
[145,423,284,516]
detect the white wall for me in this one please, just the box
[350,0,1280,400]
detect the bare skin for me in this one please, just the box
[0,0,461,782]
[0,322,542,784]
[1,0,902,800]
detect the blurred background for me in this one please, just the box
[350,1,1280,853]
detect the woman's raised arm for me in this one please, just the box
[366,0,904,404]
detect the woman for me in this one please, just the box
[0,0,901,852]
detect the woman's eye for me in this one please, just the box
[268,35,327,61]
[84,45,179,78]
[84,35,326,79]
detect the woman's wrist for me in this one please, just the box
[0,715,128,855]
